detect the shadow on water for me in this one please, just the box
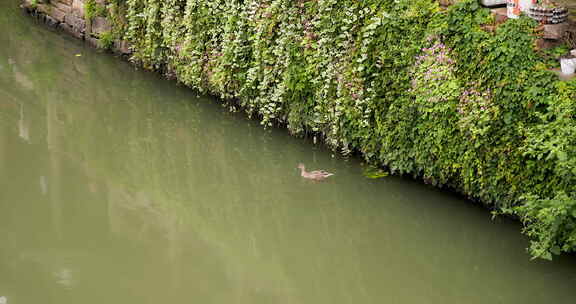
[1,3,576,304]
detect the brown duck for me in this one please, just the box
[297,164,334,181]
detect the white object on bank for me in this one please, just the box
[480,0,506,7]
[507,0,534,18]
[507,0,521,18]
[560,57,576,75]
[0,296,7,304]
[519,0,534,12]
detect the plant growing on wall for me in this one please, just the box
[106,0,576,259]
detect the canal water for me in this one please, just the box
[1,3,575,304]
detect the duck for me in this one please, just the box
[297,163,334,181]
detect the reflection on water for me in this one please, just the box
[1,3,576,304]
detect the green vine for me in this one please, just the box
[98,30,114,50]
[106,0,576,259]
[85,0,107,22]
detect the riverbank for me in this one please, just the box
[21,0,576,259]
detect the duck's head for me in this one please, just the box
[297,163,305,170]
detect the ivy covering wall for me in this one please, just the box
[106,0,575,259]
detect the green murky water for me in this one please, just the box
[1,4,576,304]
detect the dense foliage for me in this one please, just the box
[106,0,575,258]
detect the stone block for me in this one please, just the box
[58,22,73,34]
[543,23,569,40]
[74,30,85,40]
[36,4,51,15]
[551,67,576,81]
[45,15,59,27]
[65,13,86,33]
[438,0,455,7]
[71,0,85,17]
[50,8,66,23]
[91,16,111,35]
[86,36,100,48]
[21,0,34,9]
[535,38,564,50]
[85,18,92,35]
[114,40,132,54]
[491,7,508,23]
[54,2,72,13]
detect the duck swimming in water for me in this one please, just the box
[297,164,334,181]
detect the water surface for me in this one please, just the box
[1,4,576,304]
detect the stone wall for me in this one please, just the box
[20,0,130,55]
